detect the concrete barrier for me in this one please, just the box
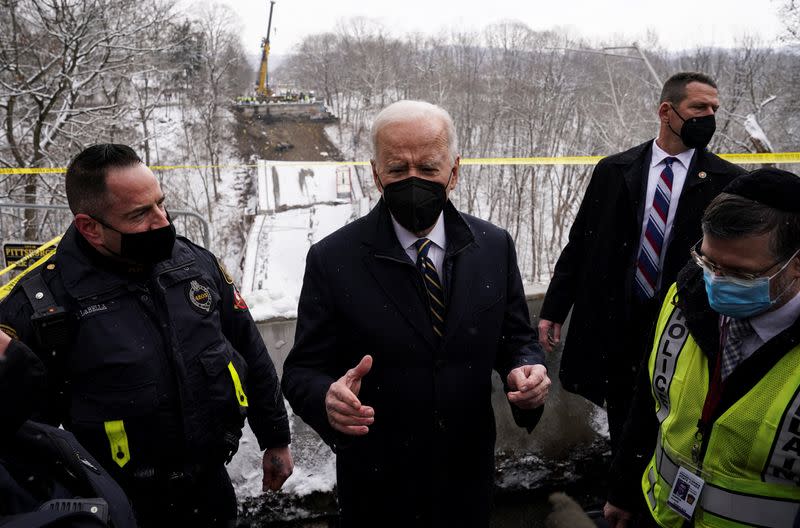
[233,101,332,120]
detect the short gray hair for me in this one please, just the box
[371,100,459,162]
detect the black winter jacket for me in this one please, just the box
[0,225,289,480]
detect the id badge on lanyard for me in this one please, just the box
[667,316,729,520]
[667,466,706,520]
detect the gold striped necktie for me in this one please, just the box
[414,238,445,338]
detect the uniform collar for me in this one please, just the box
[651,139,694,170]
[57,223,194,300]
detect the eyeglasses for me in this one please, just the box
[689,239,785,282]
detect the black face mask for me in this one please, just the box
[380,176,450,233]
[93,216,176,266]
[669,105,716,149]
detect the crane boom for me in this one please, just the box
[256,0,276,98]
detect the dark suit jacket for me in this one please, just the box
[282,200,545,527]
[540,140,746,406]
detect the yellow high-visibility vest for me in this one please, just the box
[642,283,800,527]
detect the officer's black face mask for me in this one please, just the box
[92,215,176,266]
[669,105,716,149]
[379,173,452,233]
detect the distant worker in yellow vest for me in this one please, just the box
[604,168,800,527]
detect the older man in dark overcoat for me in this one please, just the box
[282,100,550,527]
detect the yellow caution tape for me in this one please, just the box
[0,167,67,175]
[717,152,800,164]
[2,152,799,174]
[461,156,605,166]
[148,164,258,171]
[462,152,800,166]
[250,152,800,166]
[261,161,371,166]
[0,164,259,175]
[0,235,61,278]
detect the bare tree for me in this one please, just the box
[184,2,250,209]
[264,19,800,279]
[779,0,800,42]
[0,0,174,238]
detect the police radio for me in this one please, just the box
[21,274,72,349]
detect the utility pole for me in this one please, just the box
[603,43,662,86]
[558,43,663,88]
[552,43,663,136]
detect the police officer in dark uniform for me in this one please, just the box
[0,144,293,527]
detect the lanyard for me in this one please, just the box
[694,317,729,464]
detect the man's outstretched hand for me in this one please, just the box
[325,355,375,435]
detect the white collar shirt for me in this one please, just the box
[738,290,800,363]
[391,212,447,280]
[638,140,695,288]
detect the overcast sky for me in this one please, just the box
[215,0,786,56]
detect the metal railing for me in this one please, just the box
[0,203,211,248]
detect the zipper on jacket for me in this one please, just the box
[144,272,190,455]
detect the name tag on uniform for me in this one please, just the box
[667,466,705,520]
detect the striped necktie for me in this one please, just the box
[414,238,445,338]
[721,318,753,380]
[634,156,678,300]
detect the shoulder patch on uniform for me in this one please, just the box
[217,258,235,285]
[233,288,249,311]
[187,280,213,314]
[0,324,18,340]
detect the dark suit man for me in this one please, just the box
[282,100,550,527]
[538,72,746,450]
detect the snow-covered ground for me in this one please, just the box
[231,160,362,499]
[227,406,337,499]
[242,161,366,320]
[243,204,354,319]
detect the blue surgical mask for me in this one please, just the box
[702,252,799,319]
[703,270,773,319]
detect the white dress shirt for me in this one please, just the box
[638,140,695,288]
[391,212,447,280]
[739,289,800,363]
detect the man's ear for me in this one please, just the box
[74,214,104,246]
[657,102,671,124]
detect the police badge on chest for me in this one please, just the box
[187,280,214,315]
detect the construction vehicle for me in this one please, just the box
[255,0,275,98]
[233,1,335,121]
